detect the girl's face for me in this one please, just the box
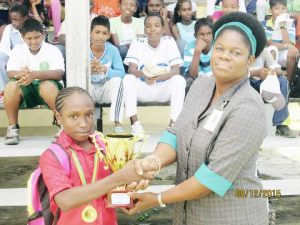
[195,25,213,47]
[144,16,164,42]
[148,0,163,14]
[222,0,239,15]
[178,1,193,22]
[56,93,95,146]
[210,30,254,84]
[10,12,27,30]
[91,25,110,46]
[120,0,137,17]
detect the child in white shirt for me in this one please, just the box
[123,13,186,137]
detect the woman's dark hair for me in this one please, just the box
[20,17,43,35]
[173,0,196,24]
[91,15,110,32]
[144,12,164,26]
[9,4,29,17]
[194,18,213,34]
[213,12,266,58]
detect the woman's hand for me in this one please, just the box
[122,192,159,215]
[116,160,155,185]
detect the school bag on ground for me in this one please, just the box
[27,143,70,225]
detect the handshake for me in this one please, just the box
[115,155,165,215]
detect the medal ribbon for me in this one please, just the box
[69,147,99,185]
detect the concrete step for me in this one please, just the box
[0,133,161,157]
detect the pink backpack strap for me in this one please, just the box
[49,143,70,175]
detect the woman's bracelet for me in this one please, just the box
[145,155,161,176]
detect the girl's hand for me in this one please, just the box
[126,179,150,192]
[121,192,159,215]
[117,160,155,185]
[195,38,207,54]
[160,7,168,19]
[32,0,41,6]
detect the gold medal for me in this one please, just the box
[81,204,97,223]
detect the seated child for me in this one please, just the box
[89,16,125,133]
[24,0,49,27]
[0,4,28,102]
[262,0,299,83]
[206,0,246,19]
[110,0,144,60]
[40,87,149,225]
[171,0,196,56]
[183,18,213,92]
[249,48,297,138]
[212,0,240,23]
[123,13,186,137]
[4,18,64,145]
[147,0,173,36]
[166,0,197,20]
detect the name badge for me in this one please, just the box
[203,109,223,132]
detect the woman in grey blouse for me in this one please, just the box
[124,12,269,225]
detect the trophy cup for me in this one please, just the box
[90,131,144,208]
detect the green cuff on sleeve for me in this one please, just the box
[194,163,232,197]
[158,130,177,151]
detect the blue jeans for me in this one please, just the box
[250,75,289,126]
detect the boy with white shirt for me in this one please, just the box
[123,13,186,137]
[0,4,28,101]
[4,18,64,145]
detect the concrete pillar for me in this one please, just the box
[65,0,90,90]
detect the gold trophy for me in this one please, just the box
[90,131,144,208]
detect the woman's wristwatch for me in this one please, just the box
[157,193,166,207]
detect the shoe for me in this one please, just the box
[131,121,146,140]
[5,124,20,145]
[114,126,124,134]
[275,125,298,138]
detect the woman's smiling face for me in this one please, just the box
[211,29,254,84]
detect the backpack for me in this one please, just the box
[27,143,70,225]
